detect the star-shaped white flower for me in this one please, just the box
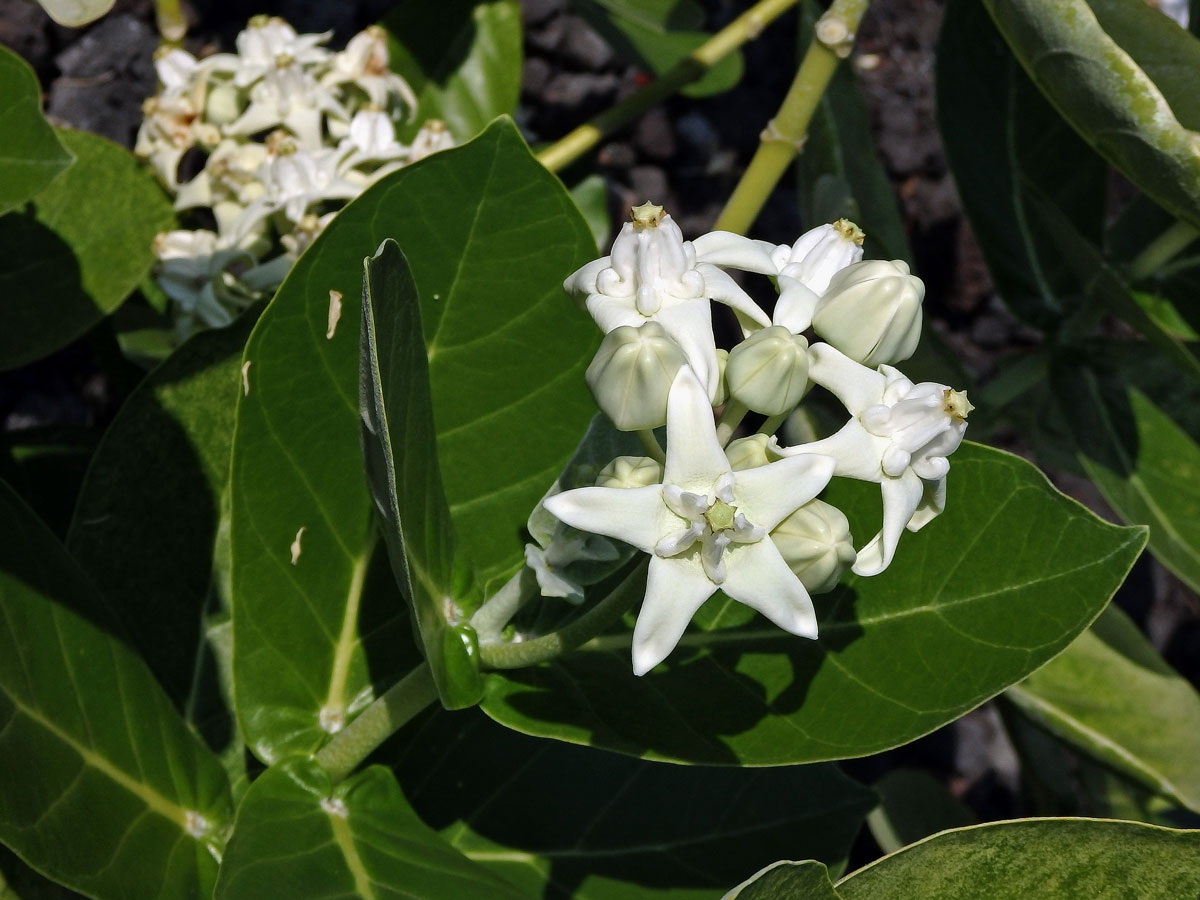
[564,203,771,401]
[544,367,835,675]
[773,343,971,577]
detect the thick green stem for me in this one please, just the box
[314,663,437,783]
[637,429,667,464]
[715,399,749,446]
[536,0,800,173]
[714,0,872,235]
[758,411,789,437]
[471,566,539,640]
[1128,220,1200,281]
[478,560,648,669]
[155,0,187,43]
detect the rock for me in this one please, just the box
[522,0,566,25]
[561,16,613,70]
[633,107,676,160]
[542,71,618,107]
[523,56,552,96]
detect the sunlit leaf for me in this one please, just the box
[0,46,72,216]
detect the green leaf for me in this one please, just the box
[1006,604,1200,813]
[1027,187,1200,379]
[0,46,72,216]
[480,443,1146,764]
[936,0,1107,330]
[0,427,95,539]
[866,770,975,855]
[835,819,1200,899]
[796,4,910,265]
[213,757,528,900]
[396,709,875,897]
[382,1,522,143]
[570,0,743,97]
[0,481,232,899]
[0,128,174,371]
[66,311,260,793]
[569,174,610,253]
[981,0,1200,233]
[1053,366,1200,592]
[230,117,596,759]
[361,241,481,708]
[0,843,89,899]
[723,861,842,900]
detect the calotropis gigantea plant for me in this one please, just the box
[4,0,1200,897]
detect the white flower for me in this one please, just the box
[773,343,971,577]
[231,16,332,88]
[153,230,254,334]
[524,525,619,606]
[564,203,771,402]
[341,107,405,162]
[544,367,834,675]
[407,119,455,162]
[321,25,418,112]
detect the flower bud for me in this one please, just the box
[725,326,810,416]
[205,82,242,126]
[586,322,688,431]
[724,433,781,471]
[596,455,664,489]
[812,259,923,368]
[771,499,856,594]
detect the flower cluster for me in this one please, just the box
[136,17,453,338]
[537,202,972,675]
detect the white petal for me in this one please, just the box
[723,540,818,639]
[524,544,584,604]
[732,454,835,532]
[655,300,719,399]
[542,484,665,555]
[776,419,885,483]
[631,556,716,675]
[701,531,731,583]
[690,232,779,274]
[808,342,887,416]
[655,523,704,558]
[773,274,821,333]
[908,476,946,532]
[585,293,642,333]
[663,367,730,492]
[699,264,772,332]
[852,468,924,577]
[564,257,611,301]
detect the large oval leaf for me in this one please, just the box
[0,482,232,900]
[937,0,1106,330]
[67,311,260,792]
[982,0,1200,232]
[835,819,1200,899]
[230,117,597,760]
[213,758,528,900]
[395,709,875,897]
[1007,604,1200,814]
[0,46,72,216]
[479,443,1146,764]
[382,1,522,143]
[0,128,174,371]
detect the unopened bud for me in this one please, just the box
[596,455,664,489]
[586,322,687,431]
[725,326,810,415]
[771,499,856,594]
[812,259,923,367]
[725,433,781,471]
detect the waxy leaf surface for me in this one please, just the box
[480,443,1146,764]
[213,758,527,900]
[230,118,596,760]
[0,128,173,370]
[724,862,842,900]
[67,312,260,793]
[835,819,1200,899]
[396,709,874,898]
[0,46,72,215]
[1008,604,1200,814]
[382,0,522,143]
[0,482,232,900]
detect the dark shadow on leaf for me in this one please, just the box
[1051,353,1139,478]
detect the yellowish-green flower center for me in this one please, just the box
[943,388,974,423]
[705,497,737,532]
[631,201,665,229]
[833,217,866,246]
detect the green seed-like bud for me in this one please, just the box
[586,322,687,431]
[595,455,664,489]
[725,433,781,471]
[205,82,242,126]
[725,326,810,415]
[771,499,856,594]
[812,259,923,368]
